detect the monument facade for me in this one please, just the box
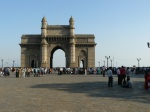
[20,16,96,68]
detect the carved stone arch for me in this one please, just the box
[79,50,86,57]
[49,45,67,68]
[28,50,39,68]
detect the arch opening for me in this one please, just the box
[50,46,66,68]
[31,60,35,68]
[79,50,87,68]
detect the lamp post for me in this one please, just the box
[147,42,150,48]
[98,61,100,68]
[103,61,105,67]
[105,56,110,68]
[13,60,15,67]
[137,58,141,67]
[110,59,112,67]
[6,62,8,67]
[1,59,3,68]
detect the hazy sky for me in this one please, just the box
[0,0,150,67]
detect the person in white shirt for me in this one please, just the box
[117,67,121,85]
[60,68,63,75]
[107,67,113,87]
[22,68,26,78]
[126,67,131,80]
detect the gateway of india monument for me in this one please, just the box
[19,16,96,68]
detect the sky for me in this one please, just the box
[0,0,150,67]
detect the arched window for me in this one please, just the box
[31,60,34,68]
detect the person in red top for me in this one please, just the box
[120,66,126,85]
[144,70,150,89]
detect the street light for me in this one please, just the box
[98,61,100,68]
[6,62,8,67]
[103,61,105,67]
[110,59,112,67]
[147,42,150,48]
[105,56,110,68]
[13,60,15,67]
[1,59,3,68]
[137,58,141,67]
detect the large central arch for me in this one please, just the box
[50,46,66,68]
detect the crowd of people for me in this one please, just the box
[1,66,150,90]
[0,66,148,76]
[0,67,52,77]
[106,66,133,88]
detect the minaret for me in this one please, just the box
[41,16,48,67]
[69,16,76,65]
[41,16,47,38]
[69,16,75,36]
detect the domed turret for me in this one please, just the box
[41,16,47,38]
[42,16,47,22]
[69,16,74,22]
[69,16,75,36]
[69,16,74,27]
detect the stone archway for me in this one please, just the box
[27,49,40,68]
[20,16,96,68]
[50,46,66,68]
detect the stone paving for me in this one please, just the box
[0,73,149,112]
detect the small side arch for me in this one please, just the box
[78,50,87,68]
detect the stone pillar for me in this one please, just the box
[69,37,76,67]
[41,16,48,67]
[70,44,75,62]
[41,38,48,67]
[21,47,26,67]
[69,16,76,67]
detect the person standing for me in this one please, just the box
[117,67,121,85]
[102,66,106,77]
[107,67,113,87]
[126,67,130,80]
[22,68,26,78]
[120,66,126,85]
[19,68,22,77]
[85,68,87,75]
[60,68,63,75]
[16,68,19,78]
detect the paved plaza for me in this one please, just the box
[0,73,149,112]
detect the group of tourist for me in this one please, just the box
[2,66,150,91]
[0,67,52,78]
[106,66,133,88]
[0,67,10,76]
[1,66,150,90]
[16,67,53,77]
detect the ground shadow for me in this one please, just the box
[30,80,150,104]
